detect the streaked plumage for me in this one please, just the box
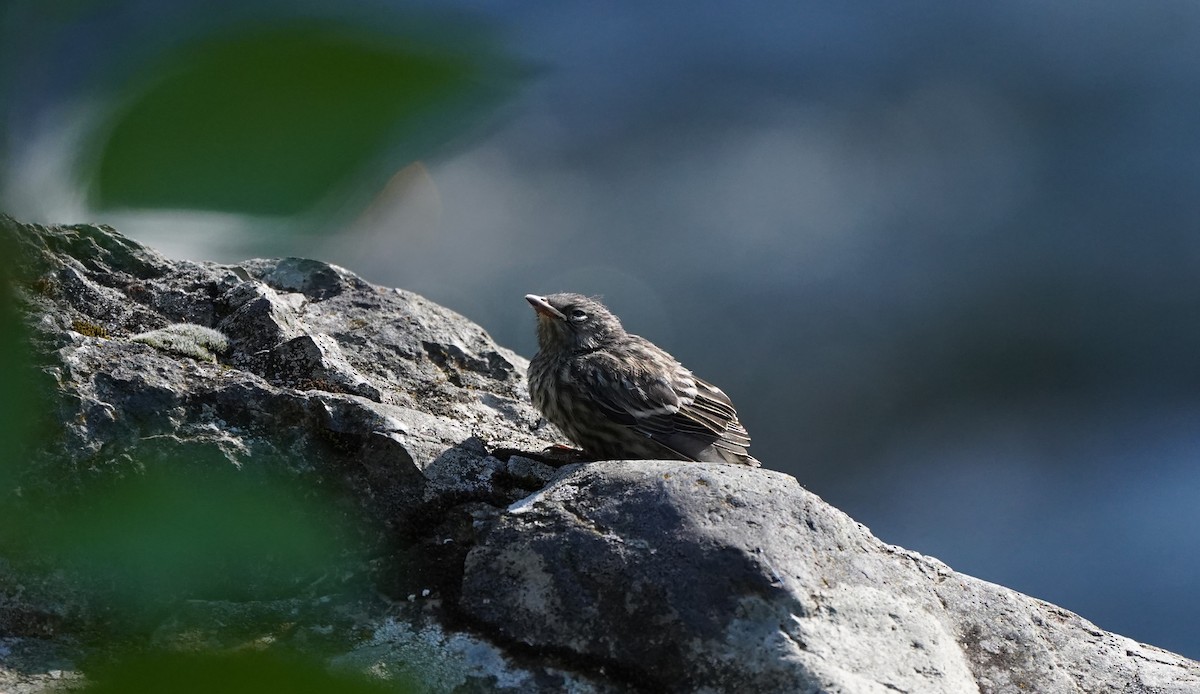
[525,293,759,467]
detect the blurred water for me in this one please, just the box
[4,0,1199,659]
[842,399,1200,646]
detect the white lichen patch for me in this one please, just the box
[130,323,231,362]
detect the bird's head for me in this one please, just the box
[525,293,624,352]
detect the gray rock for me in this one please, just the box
[2,214,1197,693]
[463,461,1200,693]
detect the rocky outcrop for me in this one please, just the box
[1,214,1197,693]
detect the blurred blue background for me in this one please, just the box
[4,0,1199,659]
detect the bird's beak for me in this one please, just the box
[525,294,565,320]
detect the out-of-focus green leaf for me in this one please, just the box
[86,19,517,217]
[81,650,414,694]
[37,461,360,606]
[0,226,40,501]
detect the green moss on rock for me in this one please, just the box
[70,320,109,338]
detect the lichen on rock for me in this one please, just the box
[130,323,231,361]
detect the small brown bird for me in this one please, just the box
[526,293,759,466]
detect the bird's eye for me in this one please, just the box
[569,308,588,322]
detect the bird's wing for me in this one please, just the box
[573,350,688,434]
[574,343,750,451]
[689,377,752,449]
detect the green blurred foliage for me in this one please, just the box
[0,233,39,497]
[80,650,414,694]
[86,19,518,218]
[33,462,361,607]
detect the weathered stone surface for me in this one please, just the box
[2,214,1198,693]
[1,216,566,691]
[461,461,1200,693]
